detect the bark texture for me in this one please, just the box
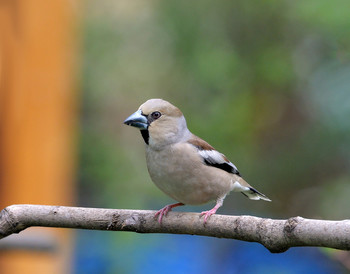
[1,204,349,253]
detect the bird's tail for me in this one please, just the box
[241,187,271,202]
[232,177,271,201]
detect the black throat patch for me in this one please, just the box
[140,130,149,145]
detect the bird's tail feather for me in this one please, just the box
[242,187,271,202]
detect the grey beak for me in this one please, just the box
[123,109,148,130]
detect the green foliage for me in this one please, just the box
[79,0,350,220]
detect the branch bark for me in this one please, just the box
[0,204,349,253]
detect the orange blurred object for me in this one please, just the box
[0,1,78,273]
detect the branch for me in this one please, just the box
[0,204,349,253]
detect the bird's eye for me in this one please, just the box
[151,111,161,120]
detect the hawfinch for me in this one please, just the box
[124,99,271,223]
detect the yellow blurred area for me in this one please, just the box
[0,1,78,273]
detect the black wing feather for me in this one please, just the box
[203,159,241,176]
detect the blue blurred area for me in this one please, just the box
[74,230,343,274]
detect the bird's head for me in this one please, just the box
[124,99,190,148]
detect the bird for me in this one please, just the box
[123,99,271,224]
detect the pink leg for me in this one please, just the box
[155,202,184,224]
[200,198,224,224]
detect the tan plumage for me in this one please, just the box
[124,99,271,223]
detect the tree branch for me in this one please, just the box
[0,204,349,253]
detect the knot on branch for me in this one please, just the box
[0,206,26,238]
[284,216,303,238]
[107,212,147,232]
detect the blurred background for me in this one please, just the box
[1,0,350,273]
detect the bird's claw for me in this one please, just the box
[200,208,217,224]
[155,206,171,224]
[155,202,184,224]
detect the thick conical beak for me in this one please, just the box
[123,109,148,130]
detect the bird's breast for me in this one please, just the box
[145,143,231,205]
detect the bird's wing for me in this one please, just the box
[187,136,241,176]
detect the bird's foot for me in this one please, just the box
[155,202,184,224]
[200,198,224,224]
[200,208,218,224]
[155,206,171,223]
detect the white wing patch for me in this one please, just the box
[198,150,226,164]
